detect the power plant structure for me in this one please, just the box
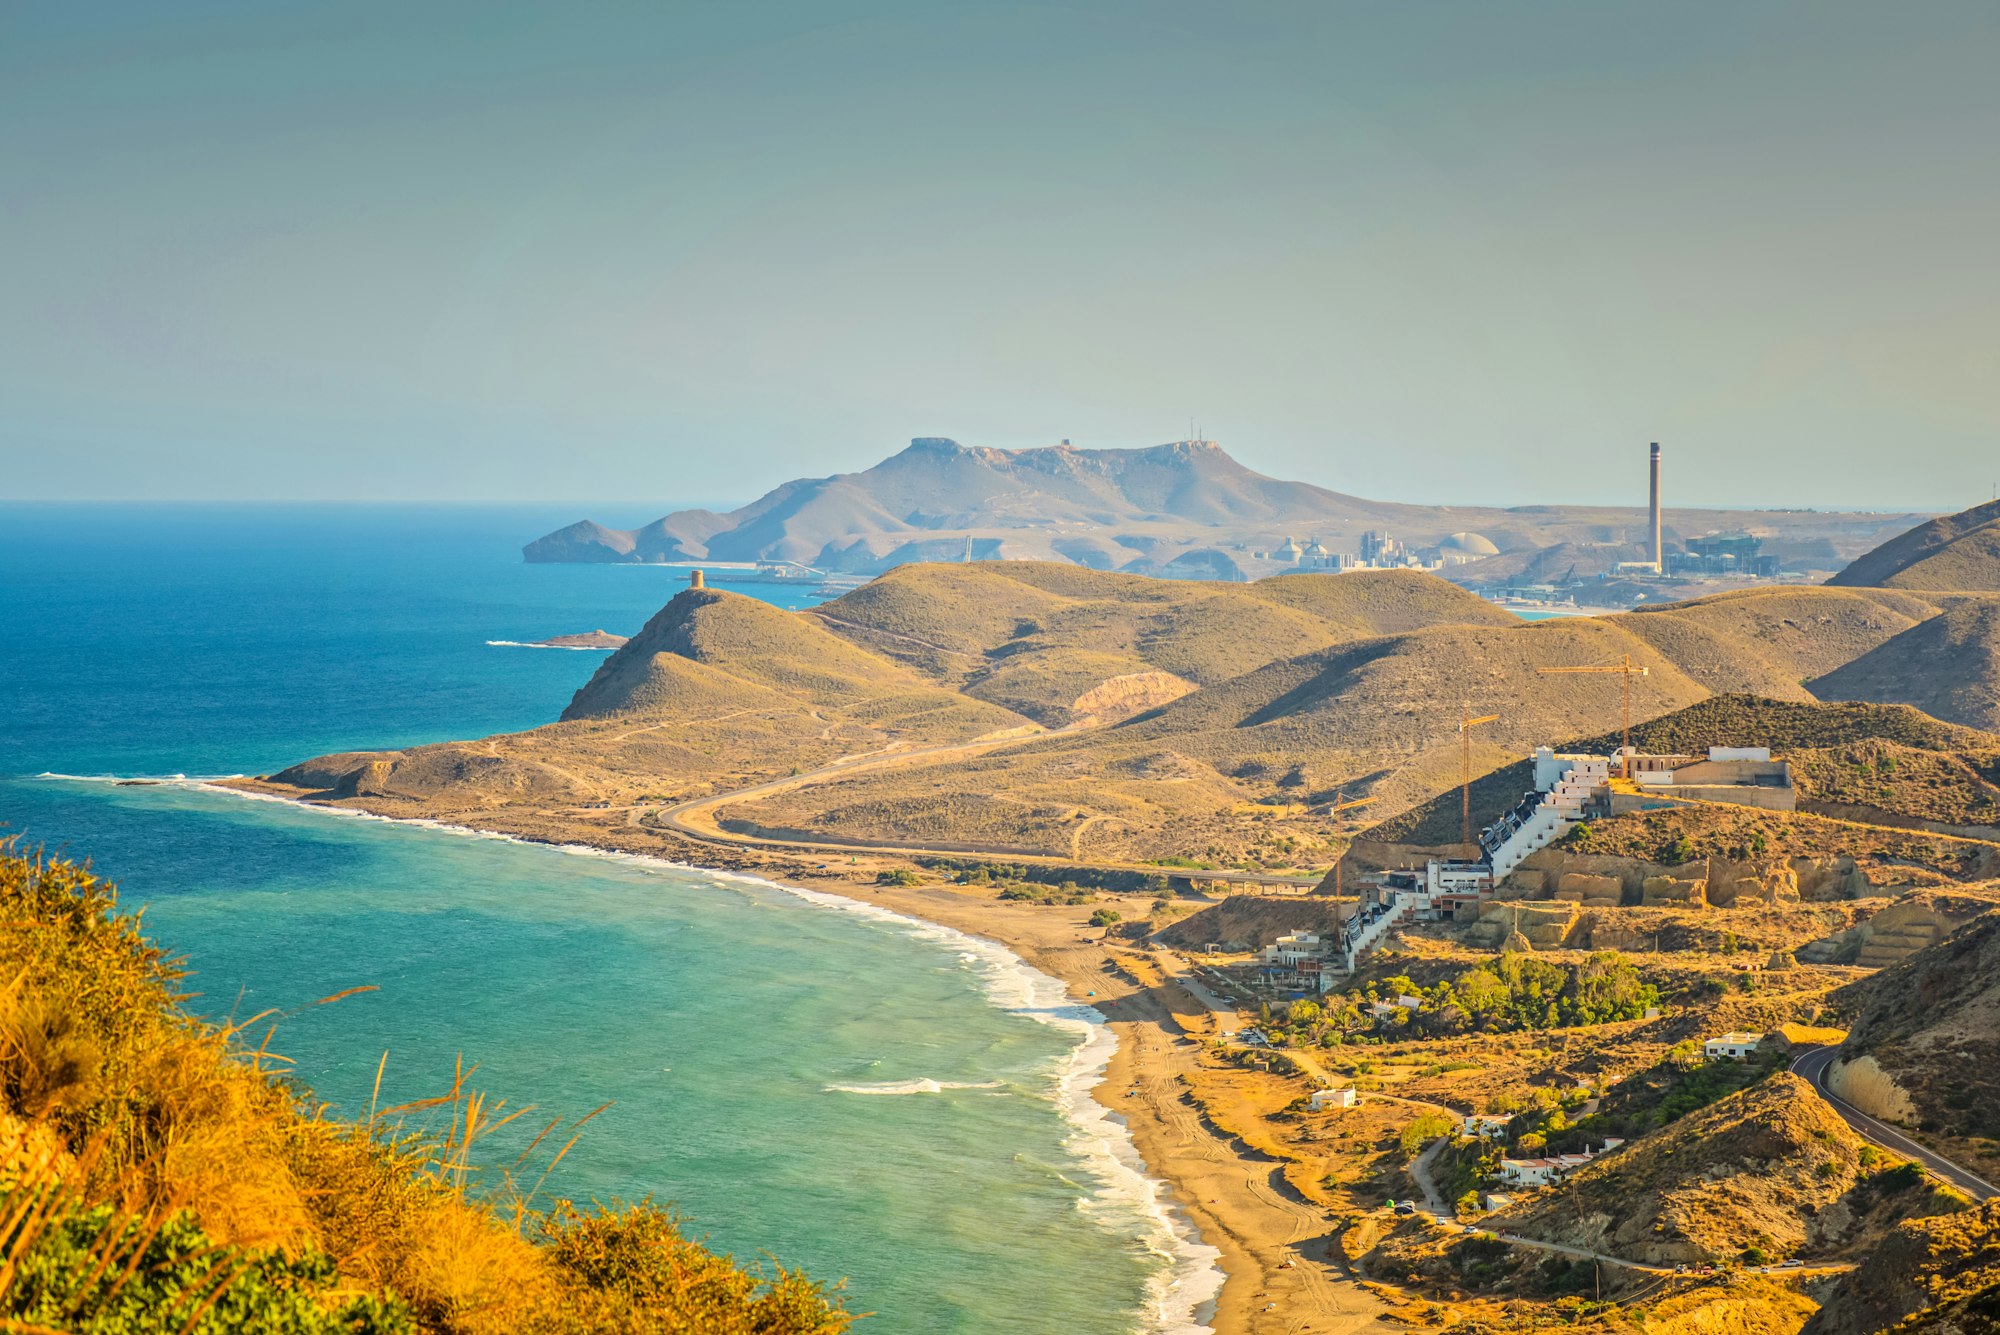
[1648,442,1663,573]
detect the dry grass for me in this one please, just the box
[0,842,855,1334]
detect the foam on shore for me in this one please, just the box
[35,772,1227,1335]
[484,640,617,650]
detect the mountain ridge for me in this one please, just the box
[526,437,1925,578]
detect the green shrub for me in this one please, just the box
[3,1197,413,1334]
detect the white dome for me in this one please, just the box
[1440,532,1500,556]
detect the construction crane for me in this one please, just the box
[1325,791,1376,898]
[1537,653,1650,778]
[1458,706,1500,847]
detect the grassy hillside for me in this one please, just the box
[1810,597,2000,732]
[1804,1200,2000,1335]
[808,563,1515,725]
[1495,1074,1943,1265]
[1613,587,1941,698]
[267,564,2000,868]
[0,843,852,1334]
[1829,913,2000,1140]
[1830,498,2000,592]
[566,586,1022,731]
[1366,696,2000,845]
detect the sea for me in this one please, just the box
[0,503,1221,1334]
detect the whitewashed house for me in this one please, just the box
[1704,1032,1764,1061]
[1310,1087,1358,1111]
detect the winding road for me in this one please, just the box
[645,733,1323,889]
[1790,1045,1998,1200]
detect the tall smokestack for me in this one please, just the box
[1648,442,1662,573]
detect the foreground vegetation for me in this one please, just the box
[0,842,854,1334]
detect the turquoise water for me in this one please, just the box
[0,505,1215,1333]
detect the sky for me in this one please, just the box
[3,2,1998,511]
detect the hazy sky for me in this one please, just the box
[4,2,1997,510]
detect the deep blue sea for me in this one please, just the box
[0,504,1218,1334]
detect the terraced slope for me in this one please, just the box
[1367,695,2000,846]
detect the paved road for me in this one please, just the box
[1791,1046,1999,1200]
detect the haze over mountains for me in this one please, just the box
[526,437,1923,579]
[270,501,2000,871]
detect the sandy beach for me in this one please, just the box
[216,781,1395,1335]
[841,880,1395,1335]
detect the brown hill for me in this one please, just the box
[1368,690,2000,850]
[564,584,1019,731]
[1612,587,1942,699]
[1827,912,2000,1140]
[1494,1073,1933,1265]
[1808,597,2000,732]
[1805,1200,2000,1335]
[1830,498,2000,591]
[808,563,1517,724]
[267,564,2000,869]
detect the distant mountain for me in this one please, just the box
[526,437,1432,572]
[528,436,1929,582]
[1829,498,2000,591]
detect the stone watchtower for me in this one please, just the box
[689,569,705,589]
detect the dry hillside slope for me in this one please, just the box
[1830,498,2000,592]
[265,564,2000,868]
[1494,1074,1917,1265]
[806,563,1516,725]
[1808,597,2000,732]
[1827,912,2000,1139]
[1804,1200,2000,1335]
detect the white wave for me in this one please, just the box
[39,772,240,783]
[765,882,1224,1335]
[824,1078,1005,1096]
[51,775,1226,1335]
[484,640,615,651]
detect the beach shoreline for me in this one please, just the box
[123,773,1392,1335]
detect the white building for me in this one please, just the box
[1463,1114,1512,1140]
[1262,933,1324,967]
[1260,932,1333,994]
[1704,1032,1764,1061]
[1310,1087,1358,1111]
[1480,750,1614,882]
[1499,1158,1565,1187]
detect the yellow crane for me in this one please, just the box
[1326,791,1376,898]
[1537,653,1650,778]
[1458,706,1500,847]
